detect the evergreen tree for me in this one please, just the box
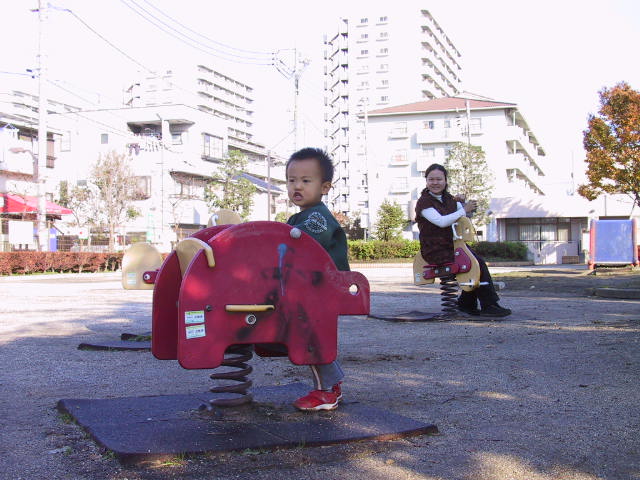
[374,200,406,241]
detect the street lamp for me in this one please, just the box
[9,147,48,251]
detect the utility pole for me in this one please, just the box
[36,0,49,251]
[266,150,272,221]
[465,98,472,146]
[361,96,371,239]
[275,49,309,152]
[292,50,310,151]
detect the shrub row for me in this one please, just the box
[0,252,124,275]
[468,241,529,261]
[348,239,528,261]
[348,240,420,261]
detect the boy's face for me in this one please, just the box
[286,158,331,211]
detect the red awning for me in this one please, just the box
[0,193,73,215]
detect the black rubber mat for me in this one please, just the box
[57,383,438,465]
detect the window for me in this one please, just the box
[470,117,482,133]
[379,31,389,39]
[379,79,389,88]
[171,133,183,145]
[359,33,368,40]
[391,122,407,135]
[360,17,368,24]
[132,176,152,200]
[379,48,388,55]
[360,49,369,56]
[380,96,389,103]
[391,149,408,164]
[379,16,388,22]
[444,120,451,128]
[60,131,71,151]
[202,133,223,159]
[100,133,109,144]
[358,65,369,74]
[423,120,435,130]
[378,63,389,71]
[505,218,572,242]
[174,176,206,199]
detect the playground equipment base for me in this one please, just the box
[369,310,460,322]
[57,382,438,465]
[77,332,152,351]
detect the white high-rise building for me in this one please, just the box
[323,8,463,223]
[125,62,262,154]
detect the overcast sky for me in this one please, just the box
[2,0,639,194]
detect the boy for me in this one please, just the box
[285,147,349,411]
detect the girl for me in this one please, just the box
[415,163,511,317]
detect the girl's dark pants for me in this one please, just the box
[457,247,500,309]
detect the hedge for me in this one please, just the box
[348,239,528,261]
[0,252,124,276]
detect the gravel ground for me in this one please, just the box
[1,266,638,480]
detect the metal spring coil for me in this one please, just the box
[203,344,254,409]
[439,275,459,314]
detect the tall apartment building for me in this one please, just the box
[125,62,265,156]
[323,8,463,221]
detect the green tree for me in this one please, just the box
[578,82,640,210]
[446,142,494,226]
[274,211,289,223]
[90,151,140,251]
[205,150,256,220]
[373,200,406,241]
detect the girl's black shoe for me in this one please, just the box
[479,304,512,317]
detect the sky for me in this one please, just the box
[2,0,639,195]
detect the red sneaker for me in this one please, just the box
[332,381,343,401]
[294,385,342,411]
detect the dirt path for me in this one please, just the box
[1,269,638,480]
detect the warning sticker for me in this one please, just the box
[185,310,205,324]
[186,324,206,339]
[126,272,137,286]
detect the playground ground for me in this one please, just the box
[0,265,638,480]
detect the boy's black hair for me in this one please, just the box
[286,147,334,183]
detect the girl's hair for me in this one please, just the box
[424,163,448,192]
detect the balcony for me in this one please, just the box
[389,180,410,193]
[504,125,544,161]
[416,128,463,144]
[388,127,409,139]
[506,153,544,183]
[390,153,410,166]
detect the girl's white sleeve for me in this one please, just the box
[420,203,465,228]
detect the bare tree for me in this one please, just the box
[90,151,140,251]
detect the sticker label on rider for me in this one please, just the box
[185,324,206,339]
[185,310,205,324]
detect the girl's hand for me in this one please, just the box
[464,200,477,214]
[453,194,466,203]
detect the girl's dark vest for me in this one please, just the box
[415,189,459,265]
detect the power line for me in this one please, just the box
[50,5,155,74]
[119,0,276,66]
[137,0,274,57]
